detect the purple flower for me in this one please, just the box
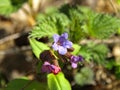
[41,61,61,74]
[52,33,73,55]
[70,55,83,68]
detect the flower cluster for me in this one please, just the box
[52,33,73,55]
[70,55,83,68]
[41,61,61,74]
[40,33,83,74]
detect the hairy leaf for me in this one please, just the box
[30,6,120,42]
[86,13,120,39]
[79,42,109,65]
[68,8,86,43]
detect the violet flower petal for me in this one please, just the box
[52,33,73,55]
[58,46,67,55]
[70,55,83,68]
[61,33,68,39]
[63,40,73,48]
[51,65,61,74]
[44,61,51,65]
[41,62,51,73]
[52,43,59,51]
[78,55,83,61]
[53,34,60,42]
[41,61,61,74]
[71,62,77,68]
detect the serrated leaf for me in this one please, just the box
[29,38,50,59]
[31,12,69,39]
[29,20,57,39]
[79,42,109,65]
[77,6,120,39]
[5,78,48,90]
[47,72,71,90]
[68,8,86,43]
[88,14,120,39]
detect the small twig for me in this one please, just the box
[0,33,21,44]
[80,37,120,45]
[0,30,30,45]
[109,0,119,16]
[0,46,31,55]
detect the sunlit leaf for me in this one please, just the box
[47,72,71,90]
[72,44,81,55]
[29,38,50,59]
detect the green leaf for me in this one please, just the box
[29,38,50,59]
[0,0,27,16]
[74,67,94,86]
[68,8,86,43]
[36,61,43,73]
[116,0,120,5]
[5,78,48,90]
[31,12,69,39]
[47,72,71,90]
[87,14,120,39]
[105,59,115,70]
[117,28,120,35]
[29,5,120,45]
[79,42,109,65]
[115,65,120,79]
[72,44,81,55]
[77,6,120,39]
[29,18,58,39]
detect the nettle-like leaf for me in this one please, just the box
[47,72,71,90]
[79,42,109,65]
[77,6,120,39]
[85,13,120,39]
[44,13,70,34]
[30,5,120,42]
[29,21,57,39]
[74,67,94,86]
[59,6,90,43]
[29,38,50,59]
[0,0,27,16]
[30,13,69,39]
[68,9,86,43]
